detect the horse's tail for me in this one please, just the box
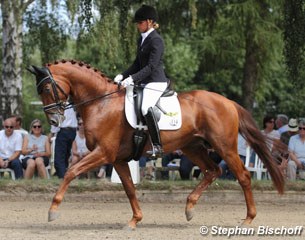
[234,103,285,194]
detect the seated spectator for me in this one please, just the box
[162,150,195,180]
[97,164,113,179]
[277,118,299,176]
[70,118,90,178]
[219,133,247,180]
[0,118,23,179]
[287,119,305,180]
[249,115,280,168]
[280,118,299,145]
[71,118,90,166]
[10,115,28,136]
[276,114,289,135]
[21,119,51,179]
[139,156,154,180]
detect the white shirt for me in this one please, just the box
[278,124,289,134]
[237,133,247,157]
[261,129,280,150]
[74,133,89,154]
[0,130,23,159]
[288,135,305,163]
[141,28,154,45]
[51,108,78,133]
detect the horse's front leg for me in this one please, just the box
[114,161,142,229]
[48,148,106,222]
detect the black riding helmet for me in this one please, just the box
[134,5,158,23]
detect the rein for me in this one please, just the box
[65,88,124,109]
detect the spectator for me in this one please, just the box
[162,150,194,180]
[51,107,77,178]
[262,115,280,148]
[10,115,28,136]
[70,118,92,178]
[97,164,113,179]
[21,119,51,179]
[71,118,90,166]
[275,118,298,177]
[0,118,23,179]
[276,114,289,135]
[287,119,305,180]
[280,118,299,146]
[219,133,247,180]
[249,115,280,168]
[139,156,154,180]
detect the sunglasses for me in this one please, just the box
[5,126,14,129]
[268,120,275,123]
[78,122,83,126]
[33,125,42,129]
[299,127,305,131]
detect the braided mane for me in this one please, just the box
[45,59,113,82]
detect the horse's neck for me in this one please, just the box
[70,73,114,102]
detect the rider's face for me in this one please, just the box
[136,20,151,33]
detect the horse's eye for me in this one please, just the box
[43,86,51,94]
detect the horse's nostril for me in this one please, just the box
[50,120,57,126]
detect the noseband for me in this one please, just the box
[36,70,69,115]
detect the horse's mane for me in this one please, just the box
[45,59,113,83]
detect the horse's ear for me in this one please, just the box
[26,65,37,75]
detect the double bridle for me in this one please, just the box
[36,70,69,115]
[37,69,123,114]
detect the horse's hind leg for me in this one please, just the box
[224,151,256,225]
[114,161,143,229]
[182,148,221,221]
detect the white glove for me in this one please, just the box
[121,76,133,87]
[114,74,123,84]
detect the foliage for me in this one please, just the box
[74,7,137,77]
[24,0,68,64]
[163,36,199,91]
[1,0,302,126]
[283,0,305,117]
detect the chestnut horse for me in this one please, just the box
[27,60,284,229]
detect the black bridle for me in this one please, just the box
[36,70,69,115]
[37,69,123,114]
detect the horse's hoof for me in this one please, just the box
[241,218,253,226]
[123,224,136,231]
[48,210,60,222]
[185,207,194,221]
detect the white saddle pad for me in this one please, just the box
[124,85,182,130]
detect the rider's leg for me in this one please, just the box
[141,82,167,156]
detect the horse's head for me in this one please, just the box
[27,65,69,126]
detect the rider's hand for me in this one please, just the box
[114,74,123,84]
[121,76,133,87]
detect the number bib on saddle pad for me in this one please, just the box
[124,85,182,130]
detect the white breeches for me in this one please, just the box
[141,82,168,116]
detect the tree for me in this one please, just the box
[0,0,34,119]
[283,0,305,117]
[24,0,68,64]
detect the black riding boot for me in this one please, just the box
[145,107,163,157]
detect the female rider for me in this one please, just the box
[114,5,168,156]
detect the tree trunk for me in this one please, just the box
[241,17,259,113]
[0,0,34,120]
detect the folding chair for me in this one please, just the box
[0,168,16,180]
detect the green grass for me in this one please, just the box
[0,177,304,193]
